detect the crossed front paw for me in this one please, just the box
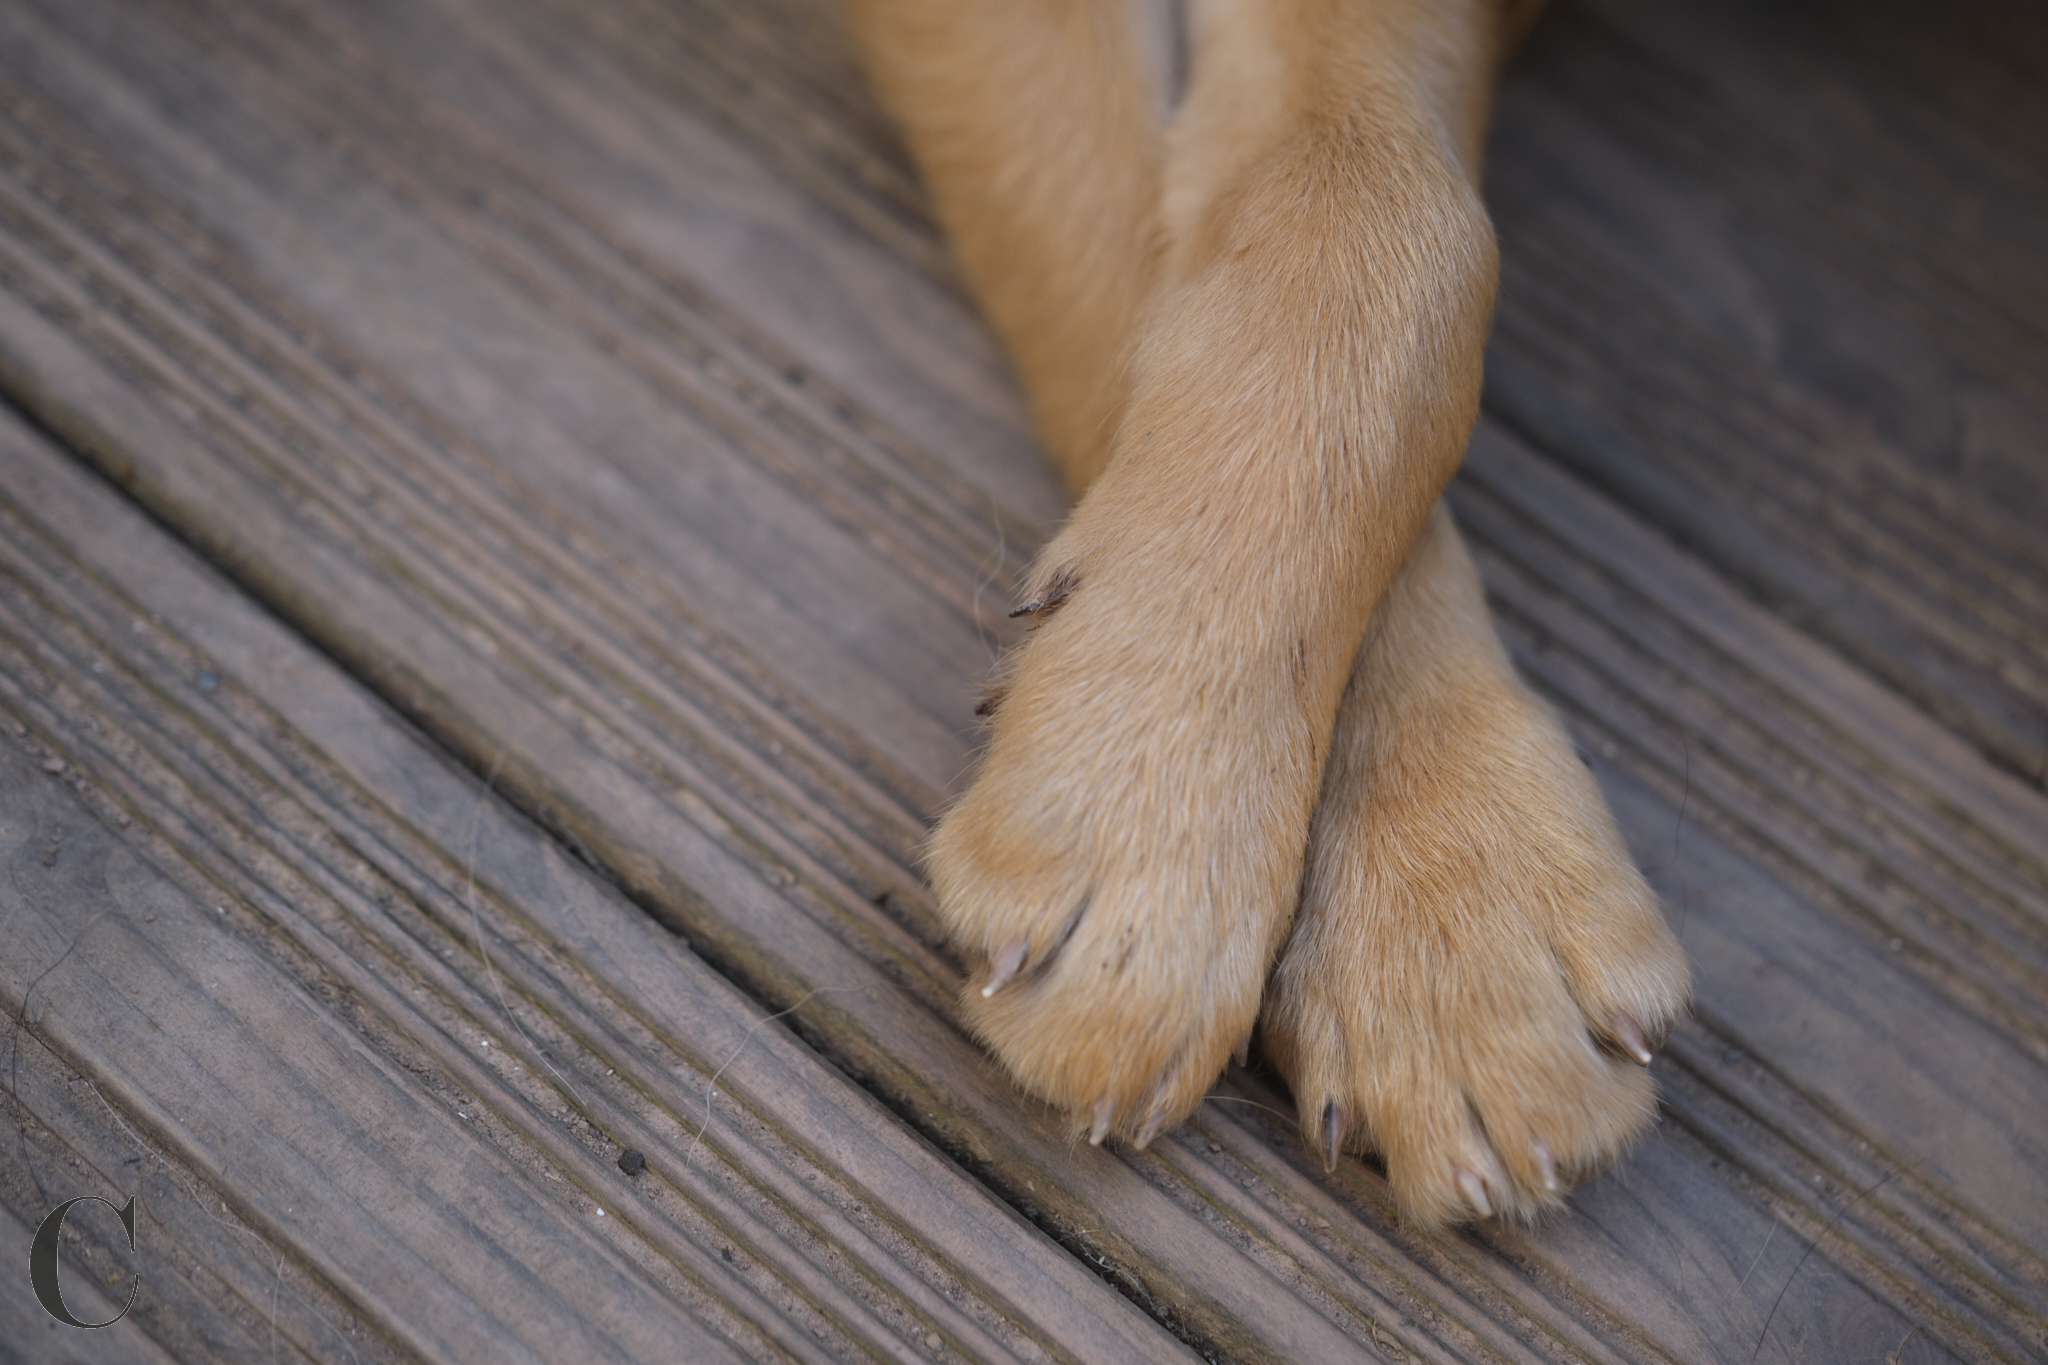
[1260,512,1690,1224]
[932,551,1327,1146]
[937,507,1688,1226]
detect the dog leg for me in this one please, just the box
[852,0,1524,1148]
[841,0,1164,488]
[1261,508,1690,1224]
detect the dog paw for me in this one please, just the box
[1259,510,1689,1225]
[933,534,1337,1146]
[930,134,1499,1148]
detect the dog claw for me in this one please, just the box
[1320,1103,1348,1173]
[980,940,1028,997]
[1233,1028,1252,1069]
[1611,1011,1654,1065]
[1007,568,1078,619]
[1455,1166,1493,1219]
[1534,1143,1559,1193]
[1088,1097,1114,1146]
[1132,1100,1173,1151]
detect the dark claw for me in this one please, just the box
[1321,1103,1348,1173]
[1008,568,1079,619]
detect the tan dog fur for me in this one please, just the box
[843,0,1689,1225]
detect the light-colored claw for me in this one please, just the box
[1534,1143,1559,1193]
[981,939,1029,997]
[1233,1029,1253,1069]
[1088,1096,1114,1146]
[1612,1011,1654,1065]
[1132,1102,1173,1151]
[1455,1166,1494,1219]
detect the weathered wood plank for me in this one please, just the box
[0,0,2042,1361]
[1484,0,2048,788]
[0,409,1188,1363]
[1451,430,2048,1349]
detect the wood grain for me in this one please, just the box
[0,0,2042,1361]
[0,409,1184,1363]
[1485,0,2048,788]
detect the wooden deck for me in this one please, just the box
[1,0,2043,1360]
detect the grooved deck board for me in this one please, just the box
[0,0,2042,1362]
[1485,0,2048,788]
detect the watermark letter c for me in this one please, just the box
[30,1195,140,1328]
